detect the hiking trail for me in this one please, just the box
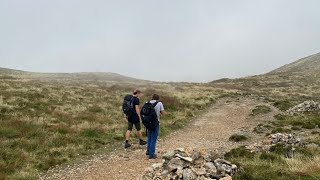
[41,97,279,180]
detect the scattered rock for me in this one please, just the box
[220,174,232,180]
[246,133,303,153]
[167,157,187,172]
[163,151,175,160]
[176,154,193,163]
[182,168,196,180]
[152,163,163,171]
[287,101,320,115]
[191,167,206,176]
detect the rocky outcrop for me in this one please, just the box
[141,148,237,180]
[245,133,303,157]
[287,101,320,115]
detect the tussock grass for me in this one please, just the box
[274,112,320,130]
[250,105,271,116]
[234,111,320,180]
[229,134,248,142]
[286,155,320,176]
[227,148,320,180]
[273,100,295,111]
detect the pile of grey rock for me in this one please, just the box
[287,101,320,115]
[141,148,237,180]
[246,133,303,153]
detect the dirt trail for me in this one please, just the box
[42,97,279,180]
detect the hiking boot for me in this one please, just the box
[139,139,147,145]
[124,142,131,148]
[148,154,157,159]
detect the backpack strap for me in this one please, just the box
[152,101,159,107]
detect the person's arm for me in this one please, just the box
[160,103,165,116]
[135,105,142,120]
[123,113,128,121]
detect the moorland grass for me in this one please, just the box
[233,111,320,180]
[0,76,231,179]
[229,134,249,142]
[274,112,320,130]
[250,105,272,116]
[226,146,320,180]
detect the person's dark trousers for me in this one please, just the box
[147,125,159,158]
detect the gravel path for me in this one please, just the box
[41,97,279,180]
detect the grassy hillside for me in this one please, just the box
[0,69,233,179]
[211,52,320,103]
[0,67,149,84]
[211,52,320,179]
[269,52,320,76]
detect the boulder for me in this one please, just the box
[191,167,206,176]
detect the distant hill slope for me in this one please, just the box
[0,67,28,75]
[210,52,320,101]
[268,52,320,76]
[0,67,149,84]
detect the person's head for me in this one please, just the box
[133,89,142,97]
[152,94,160,101]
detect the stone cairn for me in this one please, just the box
[287,101,320,115]
[141,148,237,180]
[246,133,303,153]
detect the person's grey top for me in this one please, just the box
[149,100,164,121]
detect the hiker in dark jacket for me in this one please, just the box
[124,90,147,148]
[146,94,165,159]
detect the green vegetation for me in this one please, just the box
[214,53,320,179]
[250,105,271,116]
[226,145,320,180]
[0,73,235,179]
[232,111,320,180]
[229,134,248,142]
[273,100,295,111]
[274,112,320,130]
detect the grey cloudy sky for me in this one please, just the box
[1,0,320,82]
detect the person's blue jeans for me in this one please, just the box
[147,125,159,158]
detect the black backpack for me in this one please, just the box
[141,101,159,130]
[122,95,134,117]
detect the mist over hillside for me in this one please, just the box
[0,67,150,84]
[268,52,320,76]
[210,52,320,102]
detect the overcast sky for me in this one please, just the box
[1,0,320,82]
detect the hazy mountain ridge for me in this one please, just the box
[0,67,30,75]
[0,67,149,84]
[2,52,320,84]
[268,52,320,76]
[210,52,320,101]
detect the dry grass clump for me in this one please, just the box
[226,146,320,180]
[250,105,271,116]
[286,155,320,176]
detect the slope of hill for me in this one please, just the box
[268,52,320,76]
[0,67,29,75]
[210,52,320,102]
[0,67,149,84]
